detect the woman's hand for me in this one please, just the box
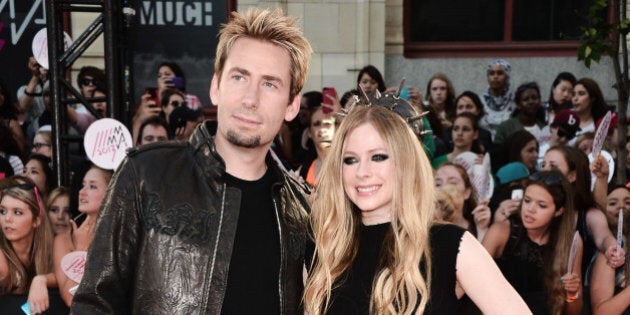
[604,245,626,269]
[71,218,95,252]
[28,275,49,314]
[472,199,491,230]
[590,154,609,179]
[494,199,521,222]
[561,272,581,297]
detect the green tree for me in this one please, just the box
[578,0,630,184]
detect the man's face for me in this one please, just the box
[210,37,299,149]
[139,124,169,145]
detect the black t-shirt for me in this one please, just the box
[221,169,280,314]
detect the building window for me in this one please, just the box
[404,0,604,57]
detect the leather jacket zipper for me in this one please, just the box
[272,191,285,314]
[201,184,227,313]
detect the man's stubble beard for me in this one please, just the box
[226,129,261,148]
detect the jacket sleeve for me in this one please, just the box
[71,158,141,314]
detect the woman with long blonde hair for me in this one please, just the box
[303,105,528,314]
[0,178,54,313]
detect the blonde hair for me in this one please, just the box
[214,8,312,102]
[304,105,434,314]
[0,183,54,294]
[45,186,70,211]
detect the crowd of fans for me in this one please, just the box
[1,56,629,314]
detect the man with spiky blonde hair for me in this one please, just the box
[72,8,312,314]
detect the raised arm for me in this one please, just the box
[590,252,630,315]
[457,231,531,314]
[586,208,626,267]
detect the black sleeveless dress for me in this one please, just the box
[327,223,465,314]
[496,217,549,315]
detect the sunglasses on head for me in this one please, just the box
[3,183,43,216]
[169,100,186,108]
[80,78,99,86]
[33,142,51,150]
[528,172,564,186]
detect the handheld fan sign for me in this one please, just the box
[32,28,73,70]
[567,231,580,274]
[453,152,494,200]
[592,111,612,158]
[83,118,133,171]
[617,209,624,254]
[61,251,88,283]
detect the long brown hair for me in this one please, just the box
[524,170,577,314]
[0,181,54,294]
[304,105,434,314]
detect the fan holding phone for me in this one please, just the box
[133,62,202,144]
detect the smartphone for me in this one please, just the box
[322,87,337,114]
[511,189,523,200]
[145,88,159,105]
[73,212,86,226]
[171,76,185,90]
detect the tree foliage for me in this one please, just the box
[578,0,629,184]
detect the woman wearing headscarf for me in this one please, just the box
[480,59,516,139]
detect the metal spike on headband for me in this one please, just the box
[396,78,406,98]
[407,111,430,123]
[332,79,431,142]
[358,86,370,104]
[337,95,360,117]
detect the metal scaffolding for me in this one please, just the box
[45,0,132,187]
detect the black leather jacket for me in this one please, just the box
[71,121,311,314]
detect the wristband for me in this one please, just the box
[24,90,41,97]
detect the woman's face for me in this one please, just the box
[308,108,336,152]
[0,195,38,243]
[577,138,594,156]
[455,96,480,116]
[552,80,574,105]
[163,93,185,120]
[23,159,47,194]
[78,168,109,214]
[342,123,393,223]
[429,79,448,106]
[518,88,541,116]
[520,140,539,170]
[358,73,378,95]
[521,184,561,232]
[48,194,70,235]
[605,187,630,228]
[572,84,592,116]
[157,65,175,90]
[451,116,477,149]
[434,165,472,200]
[32,133,52,158]
[487,65,507,91]
[542,150,573,182]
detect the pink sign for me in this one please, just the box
[84,118,132,170]
[61,251,87,283]
[592,111,611,158]
[31,28,73,70]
